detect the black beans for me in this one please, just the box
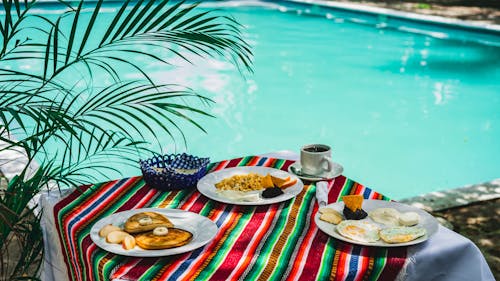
[262,187,284,198]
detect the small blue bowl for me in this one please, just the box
[140,153,210,191]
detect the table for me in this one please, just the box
[39,152,495,281]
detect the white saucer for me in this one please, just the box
[288,162,343,181]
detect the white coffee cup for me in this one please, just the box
[300,144,334,176]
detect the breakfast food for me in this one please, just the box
[279,178,298,188]
[318,207,337,215]
[122,235,136,250]
[135,228,193,250]
[368,208,421,227]
[98,211,193,251]
[342,195,363,211]
[369,208,401,226]
[124,212,174,233]
[99,224,122,238]
[153,226,169,236]
[104,229,136,250]
[271,175,297,189]
[399,212,420,226]
[215,173,295,192]
[342,195,367,220]
[319,211,343,225]
[215,173,265,191]
[261,174,274,188]
[215,172,296,202]
[262,187,284,198]
[336,220,380,243]
[217,190,261,202]
[106,230,132,244]
[271,175,289,187]
[314,200,431,245]
[379,226,426,243]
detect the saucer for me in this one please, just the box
[288,162,343,181]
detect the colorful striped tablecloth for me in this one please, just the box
[53,156,407,281]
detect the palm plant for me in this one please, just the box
[0,0,252,279]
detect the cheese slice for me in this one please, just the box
[399,212,420,226]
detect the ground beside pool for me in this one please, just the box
[333,0,499,24]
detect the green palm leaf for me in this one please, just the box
[0,1,253,277]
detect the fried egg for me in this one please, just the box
[379,226,426,244]
[336,220,380,243]
[368,208,401,226]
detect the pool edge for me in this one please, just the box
[11,0,500,35]
[282,0,500,35]
[400,178,500,212]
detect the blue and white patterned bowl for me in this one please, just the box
[140,153,210,191]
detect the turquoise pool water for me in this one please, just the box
[6,1,500,199]
[190,3,500,199]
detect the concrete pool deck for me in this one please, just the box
[400,178,500,212]
[326,0,500,25]
[284,0,500,32]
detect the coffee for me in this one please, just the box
[300,144,334,176]
[304,146,328,153]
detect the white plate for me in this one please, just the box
[315,200,439,247]
[288,162,343,181]
[197,166,303,205]
[90,208,217,257]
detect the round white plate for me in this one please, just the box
[90,208,217,257]
[288,162,343,181]
[197,166,303,205]
[315,200,439,247]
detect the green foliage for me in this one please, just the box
[0,0,252,279]
[1,168,44,281]
[416,3,432,9]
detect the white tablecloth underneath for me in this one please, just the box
[403,225,494,281]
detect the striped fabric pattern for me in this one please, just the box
[53,156,407,281]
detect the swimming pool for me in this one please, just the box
[6,1,500,199]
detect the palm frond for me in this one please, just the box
[1,1,253,279]
[64,0,83,65]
